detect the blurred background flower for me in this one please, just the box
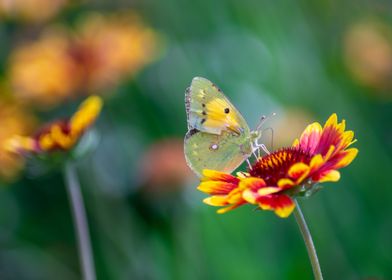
[0,0,67,23]
[344,20,392,96]
[5,95,102,155]
[7,11,159,108]
[139,138,194,192]
[73,12,159,92]
[0,96,37,181]
[8,30,80,108]
[269,108,314,148]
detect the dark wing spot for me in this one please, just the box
[185,128,200,139]
[224,108,230,114]
[202,103,206,107]
[212,83,222,92]
[201,118,206,124]
[202,111,207,115]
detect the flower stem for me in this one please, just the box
[293,199,323,280]
[64,162,96,280]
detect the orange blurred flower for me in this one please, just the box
[73,12,158,91]
[0,0,67,23]
[4,96,102,155]
[344,20,392,95]
[7,11,158,108]
[9,30,81,108]
[198,114,358,218]
[140,139,194,192]
[0,97,37,180]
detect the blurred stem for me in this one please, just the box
[294,199,323,280]
[64,162,96,280]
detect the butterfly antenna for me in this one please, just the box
[256,112,276,132]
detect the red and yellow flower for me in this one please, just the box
[198,114,358,218]
[4,96,102,155]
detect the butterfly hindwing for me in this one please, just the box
[184,129,252,177]
[186,77,250,135]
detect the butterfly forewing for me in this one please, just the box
[186,77,250,135]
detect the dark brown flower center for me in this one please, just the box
[249,147,312,186]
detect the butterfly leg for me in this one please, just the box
[255,141,261,158]
[259,143,270,155]
[254,140,271,155]
[239,144,253,170]
[246,158,253,170]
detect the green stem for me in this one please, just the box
[293,199,323,280]
[64,162,96,280]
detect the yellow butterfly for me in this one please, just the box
[184,77,268,177]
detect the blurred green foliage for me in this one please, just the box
[1,0,392,279]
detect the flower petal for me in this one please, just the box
[203,196,228,206]
[332,148,358,169]
[227,188,243,204]
[277,178,295,188]
[3,136,36,154]
[324,113,338,129]
[315,170,341,183]
[309,154,324,173]
[201,169,238,183]
[242,189,258,204]
[288,162,310,183]
[70,95,103,135]
[236,171,249,178]
[339,130,355,149]
[239,177,266,191]
[217,203,245,214]
[258,187,281,196]
[258,194,295,218]
[315,114,347,156]
[297,122,322,153]
[197,181,237,195]
[292,138,299,147]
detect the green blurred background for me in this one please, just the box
[1,0,391,279]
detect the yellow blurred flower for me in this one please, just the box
[344,20,392,95]
[0,0,67,23]
[8,30,81,108]
[0,97,37,181]
[74,12,158,91]
[4,96,102,155]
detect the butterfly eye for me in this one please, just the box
[210,144,219,150]
[224,108,230,114]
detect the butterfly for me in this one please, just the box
[184,77,268,177]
